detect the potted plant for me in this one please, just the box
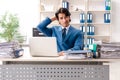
[0,12,23,43]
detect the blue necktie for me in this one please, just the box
[62,28,66,40]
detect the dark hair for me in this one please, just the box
[55,8,71,20]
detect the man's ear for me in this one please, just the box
[57,19,60,24]
[69,17,71,22]
[59,22,61,25]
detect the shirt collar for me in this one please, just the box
[61,25,70,34]
[61,25,70,31]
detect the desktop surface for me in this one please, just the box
[0,46,120,62]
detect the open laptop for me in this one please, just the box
[29,37,59,57]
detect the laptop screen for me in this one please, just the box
[29,37,58,57]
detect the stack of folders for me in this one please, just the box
[0,41,23,58]
[100,42,120,58]
[64,50,93,60]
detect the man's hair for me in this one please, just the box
[55,8,71,20]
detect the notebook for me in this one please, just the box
[29,37,59,57]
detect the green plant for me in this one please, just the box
[0,12,22,42]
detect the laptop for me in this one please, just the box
[29,37,59,57]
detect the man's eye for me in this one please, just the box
[60,18,63,19]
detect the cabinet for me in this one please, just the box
[39,0,111,47]
[86,0,111,46]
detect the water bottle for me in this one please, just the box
[80,12,85,23]
[105,0,111,10]
[87,13,93,23]
[104,13,110,23]
[62,1,69,10]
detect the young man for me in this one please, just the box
[37,8,84,56]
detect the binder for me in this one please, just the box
[87,25,95,35]
[80,12,85,23]
[104,13,110,23]
[90,25,95,35]
[62,1,69,10]
[87,38,94,45]
[87,13,93,23]
[80,25,85,34]
[105,0,111,10]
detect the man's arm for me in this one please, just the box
[37,17,57,36]
[70,32,84,50]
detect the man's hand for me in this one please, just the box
[51,16,57,21]
[58,51,65,56]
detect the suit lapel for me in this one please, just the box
[57,27,62,41]
[64,26,73,41]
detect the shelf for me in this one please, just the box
[87,23,111,25]
[87,10,111,12]
[39,10,111,13]
[40,0,112,44]
[88,0,106,11]
[87,35,111,37]
[72,23,111,25]
[40,0,61,12]
[70,22,80,25]
[70,11,84,13]
[40,11,55,13]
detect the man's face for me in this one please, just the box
[58,13,70,27]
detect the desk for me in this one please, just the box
[0,58,111,80]
[0,47,118,80]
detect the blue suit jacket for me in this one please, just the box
[37,17,84,52]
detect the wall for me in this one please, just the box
[0,0,40,43]
[111,0,120,42]
[0,0,120,42]
[110,0,120,79]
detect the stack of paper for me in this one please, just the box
[64,50,92,60]
[0,41,23,58]
[100,42,120,58]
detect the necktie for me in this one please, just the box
[62,28,66,40]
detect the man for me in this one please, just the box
[37,8,84,56]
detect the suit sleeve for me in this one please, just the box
[37,17,52,36]
[69,31,84,50]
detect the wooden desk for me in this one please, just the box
[0,54,110,80]
[0,47,118,80]
[0,49,120,63]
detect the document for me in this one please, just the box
[64,50,92,59]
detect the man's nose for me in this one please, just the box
[63,18,66,22]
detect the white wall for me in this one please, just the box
[111,0,120,42]
[110,0,120,76]
[110,0,120,78]
[0,0,120,43]
[0,0,120,42]
[0,0,40,43]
